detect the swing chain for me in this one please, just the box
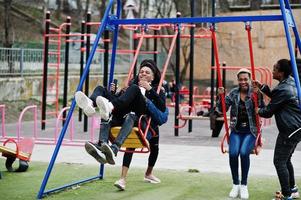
[245,21,252,30]
[209,23,217,32]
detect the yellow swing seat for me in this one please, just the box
[110,127,150,151]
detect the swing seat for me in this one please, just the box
[221,137,264,155]
[221,147,260,155]
[0,138,34,172]
[110,127,150,151]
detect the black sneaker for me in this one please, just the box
[100,143,115,165]
[84,141,107,164]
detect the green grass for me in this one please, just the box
[0,160,300,200]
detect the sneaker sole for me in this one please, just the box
[96,96,110,120]
[85,142,107,164]
[114,182,125,191]
[75,91,89,109]
[143,177,161,184]
[83,106,96,117]
[100,143,115,165]
[75,92,95,117]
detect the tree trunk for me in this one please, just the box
[218,0,230,12]
[4,0,13,73]
[56,0,61,19]
[76,0,83,24]
[42,0,50,33]
[250,0,261,10]
[4,0,13,48]
[84,0,90,17]
[99,0,106,17]
[62,0,70,12]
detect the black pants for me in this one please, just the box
[111,84,147,116]
[273,134,300,197]
[122,136,159,168]
[89,86,116,107]
[90,85,127,118]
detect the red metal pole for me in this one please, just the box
[210,26,230,154]
[246,23,262,155]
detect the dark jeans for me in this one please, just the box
[229,131,255,185]
[99,113,137,155]
[122,136,159,168]
[274,135,300,197]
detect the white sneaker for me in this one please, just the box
[96,96,113,121]
[240,185,249,199]
[144,174,161,184]
[229,184,240,198]
[75,91,96,117]
[114,178,126,191]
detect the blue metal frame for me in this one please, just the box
[37,0,301,198]
[280,0,301,106]
[110,15,283,25]
[37,0,116,199]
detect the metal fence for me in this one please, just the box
[0,47,166,76]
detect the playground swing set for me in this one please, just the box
[0,8,195,176]
[175,25,273,127]
[2,0,296,198]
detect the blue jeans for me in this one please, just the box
[229,130,255,185]
[99,113,136,155]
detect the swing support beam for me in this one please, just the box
[37,0,301,199]
[110,15,283,25]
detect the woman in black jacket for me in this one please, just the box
[254,59,301,200]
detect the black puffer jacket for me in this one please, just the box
[258,77,301,138]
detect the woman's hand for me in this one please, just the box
[252,80,262,93]
[255,107,259,114]
[139,80,152,91]
[217,87,225,95]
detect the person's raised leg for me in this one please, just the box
[96,85,146,120]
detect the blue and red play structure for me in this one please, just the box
[37,0,301,199]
